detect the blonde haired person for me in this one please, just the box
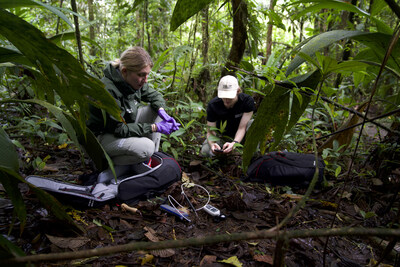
[87,47,179,182]
[201,75,255,157]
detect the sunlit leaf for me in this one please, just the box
[140,254,154,265]
[265,9,285,30]
[219,256,243,267]
[335,165,341,177]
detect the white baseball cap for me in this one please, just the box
[217,75,239,99]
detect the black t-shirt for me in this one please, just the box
[206,93,255,139]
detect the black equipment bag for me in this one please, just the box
[117,152,181,205]
[244,151,325,187]
[26,152,181,208]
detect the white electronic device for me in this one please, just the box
[202,203,221,217]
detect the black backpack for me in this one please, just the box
[26,152,181,208]
[244,151,325,187]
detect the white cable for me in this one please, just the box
[166,183,211,221]
[167,195,191,222]
[180,182,210,211]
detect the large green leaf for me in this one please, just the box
[328,60,370,74]
[243,86,291,168]
[0,233,25,260]
[170,0,214,31]
[291,0,392,34]
[0,9,121,134]
[352,33,400,73]
[286,30,371,76]
[243,71,322,169]
[0,0,37,7]
[0,128,82,234]
[0,128,26,232]
[292,0,369,18]
[0,169,26,233]
[0,128,19,173]
[0,47,33,66]
[0,0,74,29]
[68,114,114,172]
[2,98,112,171]
[283,71,321,131]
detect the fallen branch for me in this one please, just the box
[3,227,400,264]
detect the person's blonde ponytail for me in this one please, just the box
[116,47,153,72]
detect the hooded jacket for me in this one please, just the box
[87,63,166,137]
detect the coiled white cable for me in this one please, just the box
[167,182,211,221]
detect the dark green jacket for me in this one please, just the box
[87,63,166,137]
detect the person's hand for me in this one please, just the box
[158,109,180,131]
[211,143,223,153]
[155,121,175,135]
[222,142,236,153]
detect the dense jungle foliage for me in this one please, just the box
[0,0,400,265]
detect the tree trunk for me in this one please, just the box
[299,17,304,43]
[140,4,145,47]
[136,9,142,46]
[71,0,84,66]
[194,7,210,104]
[263,0,276,65]
[88,0,95,56]
[201,8,209,68]
[145,0,152,56]
[334,0,357,88]
[56,0,63,34]
[222,0,248,76]
[185,15,199,94]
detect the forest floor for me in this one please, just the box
[1,137,399,267]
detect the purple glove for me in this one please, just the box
[158,109,180,131]
[155,121,174,135]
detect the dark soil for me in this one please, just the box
[1,141,399,266]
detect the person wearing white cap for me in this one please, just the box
[201,75,255,157]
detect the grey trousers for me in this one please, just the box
[98,105,161,166]
[97,106,162,183]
